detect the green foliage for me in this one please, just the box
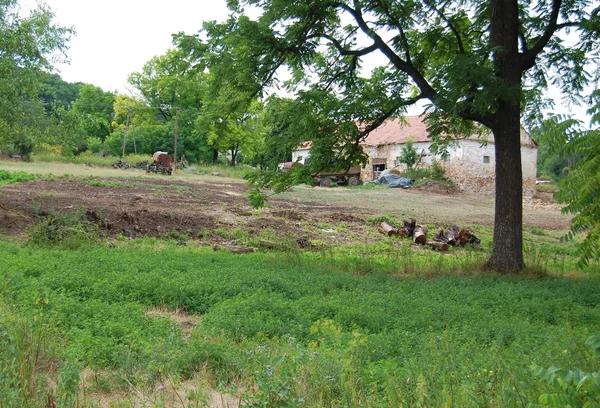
[0,239,598,403]
[399,140,418,169]
[402,161,451,186]
[71,84,115,141]
[0,1,72,156]
[529,335,600,408]
[0,170,38,186]
[0,300,62,407]
[27,206,100,249]
[204,0,600,272]
[530,226,546,236]
[539,94,600,267]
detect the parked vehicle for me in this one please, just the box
[314,168,362,187]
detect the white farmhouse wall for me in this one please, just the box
[292,149,311,164]
[441,140,496,193]
[360,140,537,196]
[441,140,537,196]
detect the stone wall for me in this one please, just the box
[291,149,311,164]
[360,140,537,196]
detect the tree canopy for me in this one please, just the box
[200,0,600,272]
[0,0,71,156]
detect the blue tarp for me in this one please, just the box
[372,174,415,188]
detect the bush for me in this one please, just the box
[27,207,100,249]
[0,170,38,186]
[402,161,451,186]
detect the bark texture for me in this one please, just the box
[485,0,525,272]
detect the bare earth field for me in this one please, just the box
[0,162,570,247]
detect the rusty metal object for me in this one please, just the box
[147,151,173,175]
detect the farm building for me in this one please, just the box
[291,116,538,196]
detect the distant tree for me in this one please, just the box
[71,84,115,141]
[0,0,71,156]
[128,38,215,162]
[38,72,81,110]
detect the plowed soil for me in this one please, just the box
[0,174,570,248]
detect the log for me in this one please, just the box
[413,225,428,245]
[457,228,481,246]
[427,241,449,251]
[434,227,447,243]
[447,225,459,246]
[398,228,409,239]
[378,222,399,237]
[399,218,416,238]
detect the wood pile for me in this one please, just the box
[378,219,480,251]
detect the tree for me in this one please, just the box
[203,0,600,272]
[38,72,81,111]
[399,140,418,170]
[0,0,71,155]
[71,84,115,141]
[128,37,215,163]
[539,93,600,268]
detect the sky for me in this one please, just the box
[21,0,594,125]
[21,0,230,94]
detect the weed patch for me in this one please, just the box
[27,207,100,249]
[0,170,38,186]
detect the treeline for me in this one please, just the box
[0,1,293,168]
[6,64,293,167]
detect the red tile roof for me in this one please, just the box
[362,116,430,146]
[294,116,535,149]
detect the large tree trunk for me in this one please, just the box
[486,115,524,272]
[486,0,524,272]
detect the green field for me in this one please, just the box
[1,238,599,407]
[0,166,598,407]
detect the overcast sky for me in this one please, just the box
[22,0,230,93]
[21,0,593,124]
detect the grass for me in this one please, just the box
[0,169,39,186]
[0,157,247,185]
[0,238,598,406]
[0,164,593,405]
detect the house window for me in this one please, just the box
[483,155,490,164]
[297,156,303,163]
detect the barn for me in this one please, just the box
[292,116,538,196]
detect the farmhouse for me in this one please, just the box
[292,116,538,196]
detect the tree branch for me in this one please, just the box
[332,2,437,100]
[361,93,429,137]
[423,0,465,54]
[322,34,379,56]
[377,0,413,64]
[520,0,561,71]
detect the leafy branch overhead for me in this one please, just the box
[205,0,599,272]
[539,92,600,268]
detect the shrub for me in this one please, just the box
[27,207,100,249]
[0,170,38,186]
